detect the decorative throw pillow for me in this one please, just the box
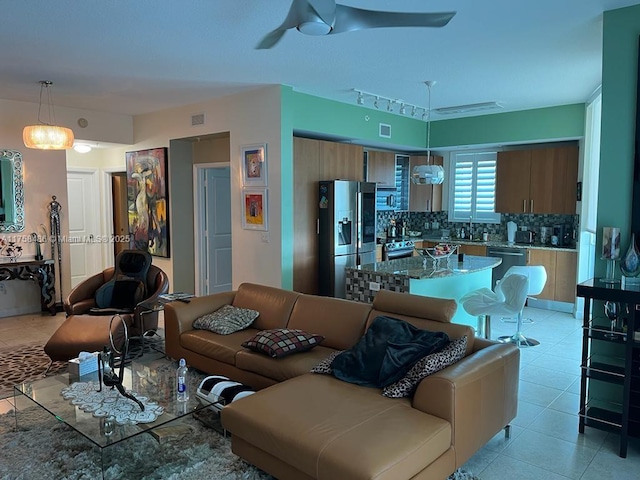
[242,329,324,358]
[310,350,344,374]
[193,305,259,335]
[382,335,468,398]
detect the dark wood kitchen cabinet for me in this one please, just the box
[293,136,363,295]
[527,248,577,302]
[366,150,396,187]
[409,155,443,212]
[496,145,578,214]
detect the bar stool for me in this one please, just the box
[498,265,547,325]
[460,274,535,346]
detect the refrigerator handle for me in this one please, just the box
[316,218,319,235]
[356,191,362,249]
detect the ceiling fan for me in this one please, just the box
[256,0,456,49]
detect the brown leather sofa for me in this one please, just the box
[164,283,520,480]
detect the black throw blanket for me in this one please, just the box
[332,316,449,388]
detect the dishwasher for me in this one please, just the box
[487,247,527,288]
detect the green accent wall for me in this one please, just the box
[431,104,585,148]
[281,86,295,290]
[288,89,427,149]
[598,5,640,276]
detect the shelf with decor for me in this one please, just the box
[577,278,640,458]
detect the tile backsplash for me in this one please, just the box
[377,210,579,244]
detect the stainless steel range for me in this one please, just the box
[383,239,415,260]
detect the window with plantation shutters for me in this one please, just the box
[449,151,500,223]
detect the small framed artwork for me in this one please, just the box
[242,188,268,231]
[241,144,267,186]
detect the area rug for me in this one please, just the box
[0,342,67,398]
[0,336,166,399]
[0,405,478,480]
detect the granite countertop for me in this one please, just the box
[381,235,578,252]
[350,255,501,280]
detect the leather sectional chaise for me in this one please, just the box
[164,283,520,480]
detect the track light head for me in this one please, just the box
[356,91,364,105]
[374,96,379,109]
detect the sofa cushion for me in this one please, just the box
[180,328,262,365]
[236,345,338,382]
[287,294,370,350]
[310,350,344,375]
[332,316,449,388]
[232,283,299,331]
[193,305,259,335]
[241,329,324,358]
[382,335,468,398]
[221,374,452,480]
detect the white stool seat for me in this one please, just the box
[461,273,538,347]
[498,265,548,325]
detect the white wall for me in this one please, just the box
[97,86,284,290]
[0,98,133,317]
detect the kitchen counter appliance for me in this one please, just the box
[515,230,535,245]
[383,239,415,260]
[318,180,377,298]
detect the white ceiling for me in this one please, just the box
[1,0,638,119]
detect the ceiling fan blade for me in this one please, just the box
[256,29,289,50]
[307,0,336,26]
[331,6,456,34]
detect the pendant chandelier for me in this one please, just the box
[411,80,445,185]
[23,81,74,150]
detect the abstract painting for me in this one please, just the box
[241,188,268,231]
[125,147,170,257]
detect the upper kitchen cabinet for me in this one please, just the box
[293,136,364,295]
[366,150,396,187]
[409,155,444,212]
[495,145,578,214]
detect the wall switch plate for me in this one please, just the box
[0,283,6,294]
[369,281,380,291]
[261,232,269,243]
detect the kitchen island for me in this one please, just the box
[345,255,501,331]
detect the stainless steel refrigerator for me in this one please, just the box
[318,180,377,298]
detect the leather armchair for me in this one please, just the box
[63,264,169,337]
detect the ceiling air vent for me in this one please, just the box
[379,123,391,138]
[191,113,205,126]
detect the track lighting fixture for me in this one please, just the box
[353,89,429,121]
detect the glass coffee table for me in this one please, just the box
[13,355,216,479]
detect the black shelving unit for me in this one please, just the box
[577,278,640,458]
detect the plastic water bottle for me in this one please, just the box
[176,358,189,402]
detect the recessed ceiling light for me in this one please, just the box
[73,144,92,153]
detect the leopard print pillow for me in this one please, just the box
[382,335,468,398]
[310,350,344,374]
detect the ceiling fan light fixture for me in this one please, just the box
[23,81,74,150]
[297,20,332,36]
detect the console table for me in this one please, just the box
[0,259,56,314]
[576,278,640,458]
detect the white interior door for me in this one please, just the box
[67,169,101,288]
[195,165,232,295]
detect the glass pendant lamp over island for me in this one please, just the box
[22,81,74,150]
[411,80,445,186]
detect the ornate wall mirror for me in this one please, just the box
[0,149,25,232]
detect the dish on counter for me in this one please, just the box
[408,231,422,237]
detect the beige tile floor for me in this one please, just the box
[0,307,639,479]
